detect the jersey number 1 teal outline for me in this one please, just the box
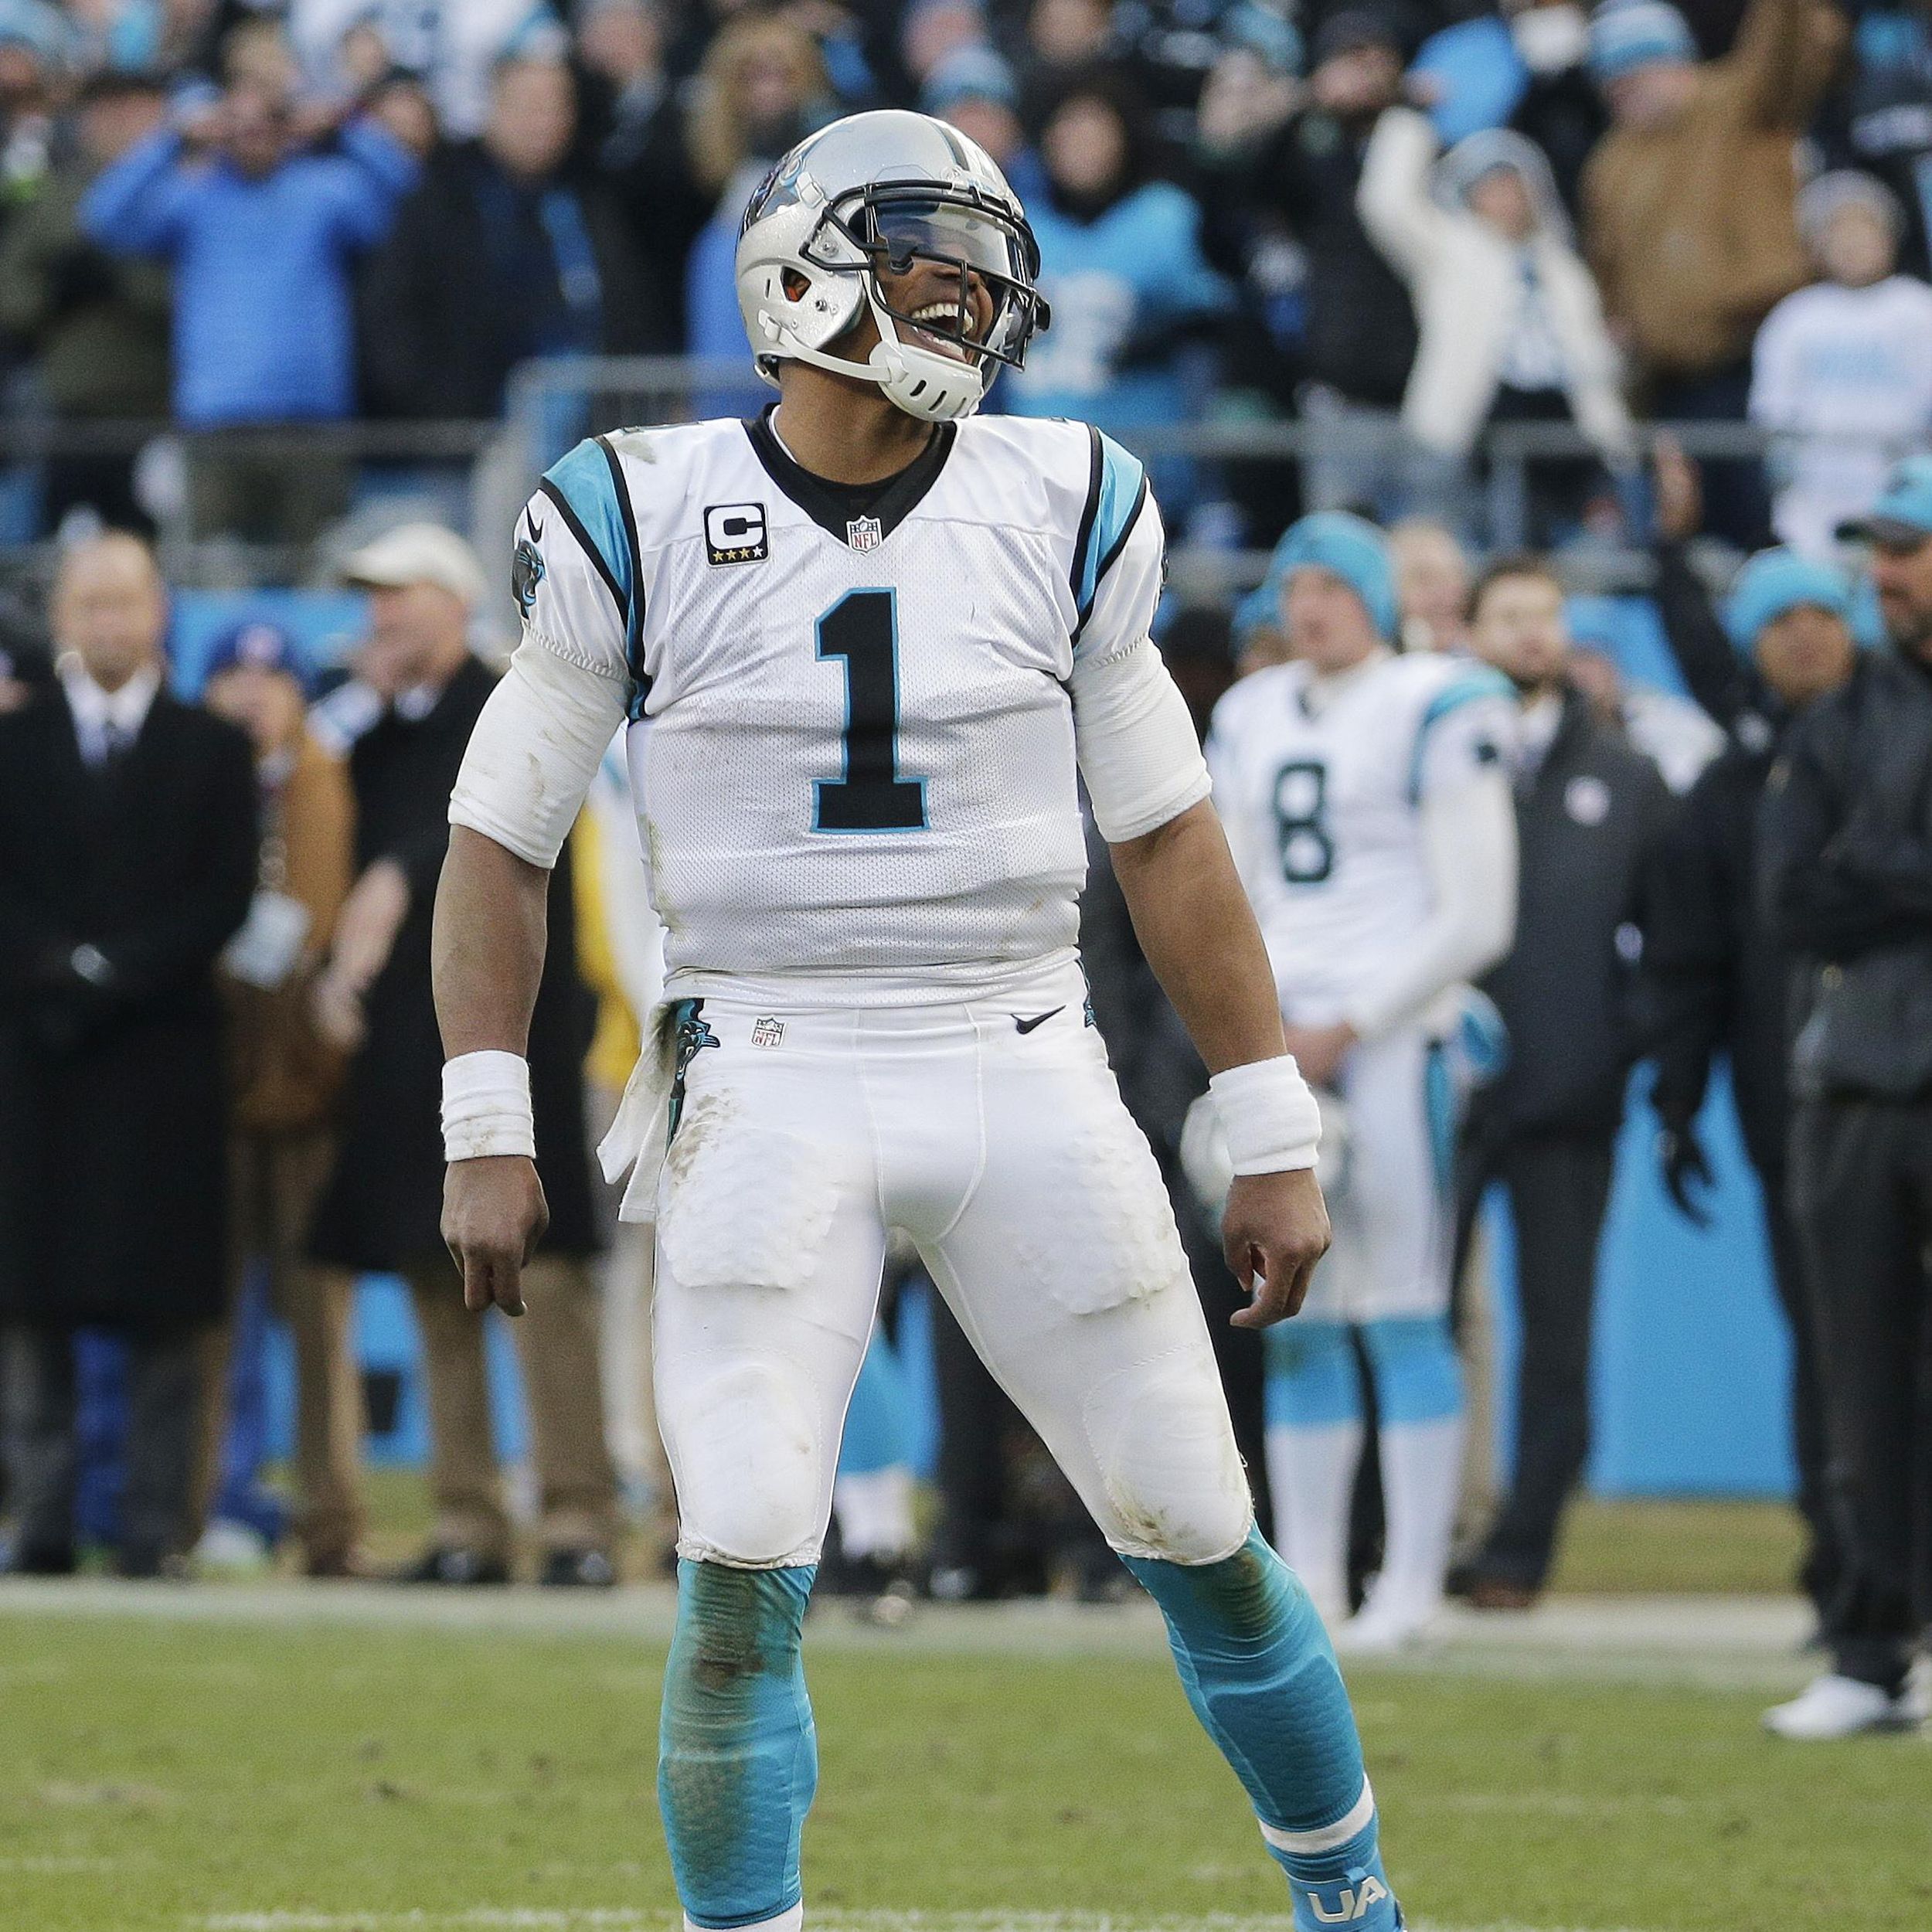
[813,587,927,833]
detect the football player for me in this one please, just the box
[1209,513,1519,1651]
[434,113,1403,1932]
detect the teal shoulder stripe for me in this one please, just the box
[1073,430,1148,620]
[1407,668,1515,802]
[544,438,635,631]
[544,436,649,711]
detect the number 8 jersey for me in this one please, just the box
[459,410,1206,1006]
[1207,651,1519,1029]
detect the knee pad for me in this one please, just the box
[1359,1315,1461,1427]
[1265,1321,1362,1431]
[1085,1349,1252,1563]
[662,1359,827,1566]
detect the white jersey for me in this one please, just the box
[1208,650,1518,1029]
[505,410,1192,1004]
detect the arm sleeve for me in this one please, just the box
[1355,107,1448,281]
[1342,762,1519,1039]
[80,128,193,257]
[1730,0,1846,129]
[447,492,632,869]
[1068,481,1213,842]
[1638,787,1735,1133]
[326,120,421,249]
[1652,541,1748,727]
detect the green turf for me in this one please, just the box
[3,1613,1928,1932]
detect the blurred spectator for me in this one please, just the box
[1823,1,1932,280]
[81,63,419,544]
[1390,515,1473,653]
[1456,554,1674,1608]
[0,1,71,226]
[1565,637,1723,791]
[0,591,53,710]
[922,44,1044,201]
[580,0,709,341]
[685,10,833,205]
[1759,457,1932,1737]
[1202,6,1418,518]
[901,0,986,91]
[1020,0,1117,99]
[0,69,172,536]
[682,12,832,399]
[1643,541,1856,1628]
[0,532,257,1578]
[287,0,571,141]
[360,56,667,423]
[1506,0,1607,216]
[304,525,618,1588]
[1582,0,1846,546]
[192,618,364,1578]
[1750,172,1932,559]
[1005,69,1230,509]
[1358,106,1635,542]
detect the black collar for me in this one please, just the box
[742,407,956,548]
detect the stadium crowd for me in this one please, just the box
[0,0,1930,1738]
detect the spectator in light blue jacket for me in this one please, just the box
[1004,68,1232,523]
[83,77,418,544]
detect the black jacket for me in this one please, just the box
[1204,106,1418,408]
[1641,540,1795,1172]
[1758,646,1932,1103]
[308,656,598,1270]
[0,686,257,1330]
[1478,685,1677,1138]
[358,143,670,422]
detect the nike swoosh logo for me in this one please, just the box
[526,510,545,543]
[1012,1007,1064,1035]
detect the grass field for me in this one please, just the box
[3,1562,1928,1932]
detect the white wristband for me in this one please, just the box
[1209,1056,1322,1174]
[441,1049,536,1162]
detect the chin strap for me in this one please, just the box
[767,275,987,423]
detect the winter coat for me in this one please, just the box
[0,686,257,1331]
[1478,686,1677,1136]
[1582,0,1847,381]
[1358,107,1635,464]
[222,730,354,1139]
[307,656,598,1270]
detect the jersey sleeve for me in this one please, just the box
[1409,669,1519,804]
[515,437,645,698]
[1069,429,1159,668]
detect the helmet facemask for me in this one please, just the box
[741,159,1051,423]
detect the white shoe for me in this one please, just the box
[1763,1673,1925,1740]
[1333,1587,1441,1657]
[192,1519,272,1576]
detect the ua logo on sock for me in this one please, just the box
[1308,1876,1389,1923]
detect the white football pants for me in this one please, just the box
[649,966,1253,1571]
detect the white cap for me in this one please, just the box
[340,523,489,609]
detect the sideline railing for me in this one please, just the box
[0,357,1921,602]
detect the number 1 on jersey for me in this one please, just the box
[814,588,927,833]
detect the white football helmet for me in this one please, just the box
[734,108,1049,423]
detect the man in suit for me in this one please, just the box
[0,532,257,1577]
[1454,554,1676,1608]
[305,526,618,1586]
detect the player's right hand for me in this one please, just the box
[1224,1167,1332,1329]
[442,1156,549,1318]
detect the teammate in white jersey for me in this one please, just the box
[1209,512,1519,1651]
[430,112,1405,1932]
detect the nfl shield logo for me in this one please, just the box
[846,515,883,553]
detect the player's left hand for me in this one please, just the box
[442,1155,549,1317]
[1224,1167,1332,1329]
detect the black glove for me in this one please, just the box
[1658,1126,1715,1229]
